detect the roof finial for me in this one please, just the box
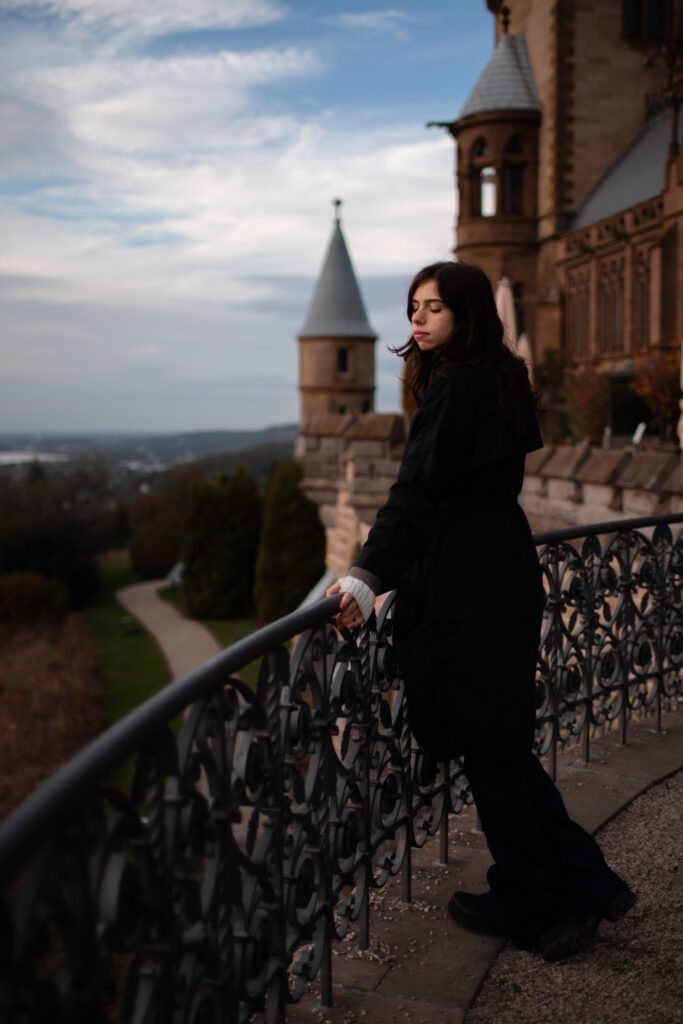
[333,197,343,225]
[500,4,511,34]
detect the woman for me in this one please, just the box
[327,260,634,959]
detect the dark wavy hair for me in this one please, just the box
[395,260,539,437]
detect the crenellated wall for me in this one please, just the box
[299,418,683,575]
[297,413,405,575]
[521,445,683,533]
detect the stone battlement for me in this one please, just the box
[522,445,683,532]
[299,420,683,573]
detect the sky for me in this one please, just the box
[0,0,496,433]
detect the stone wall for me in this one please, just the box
[522,445,683,532]
[296,412,405,576]
[299,419,682,574]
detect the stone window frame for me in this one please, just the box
[469,136,497,217]
[336,347,351,377]
[598,256,626,355]
[567,265,592,359]
[632,248,651,350]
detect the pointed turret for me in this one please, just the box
[457,32,540,120]
[428,13,542,349]
[297,202,377,426]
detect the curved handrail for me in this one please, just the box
[533,511,683,546]
[0,594,342,878]
[1,510,682,880]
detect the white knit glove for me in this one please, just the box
[336,575,376,623]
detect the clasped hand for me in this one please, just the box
[326,581,364,630]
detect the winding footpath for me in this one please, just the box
[116,580,221,680]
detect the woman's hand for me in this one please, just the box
[326,581,364,630]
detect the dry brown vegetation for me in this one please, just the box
[0,616,104,819]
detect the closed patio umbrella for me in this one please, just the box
[495,276,518,352]
[517,331,534,386]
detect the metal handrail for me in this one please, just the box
[0,510,681,1022]
[0,594,342,879]
[533,511,683,546]
[1,509,681,883]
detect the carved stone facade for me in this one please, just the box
[443,0,683,424]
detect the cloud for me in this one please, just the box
[1,97,83,189]
[10,46,320,157]
[330,9,411,38]
[3,0,288,36]
[0,0,462,431]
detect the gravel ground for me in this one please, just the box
[467,770,683,1024]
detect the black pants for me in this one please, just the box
[463,751,627,938]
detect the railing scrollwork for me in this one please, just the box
[0,513,681,1022]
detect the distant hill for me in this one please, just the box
[173,441,297,488]
[0,425,299,471]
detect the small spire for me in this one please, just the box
[333,197,343,225]
[500,4,511,34]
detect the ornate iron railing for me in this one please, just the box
[0,513,681,1022]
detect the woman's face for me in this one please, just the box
[410,279,455,351]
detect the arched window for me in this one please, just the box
[567,268,591,358]
[470,137,496,216]
[471,137,490,160]
[598,258,625,354]
[502,134,524,215]
[633,250,650,349]
[479,166,497,216]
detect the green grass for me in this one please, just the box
[87,552,171,726]
[158,584,261,689]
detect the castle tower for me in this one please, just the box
[430,7,541,349]
[297,201,377,427]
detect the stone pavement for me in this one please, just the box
[288,712,683,1024]
[116,580,221,680]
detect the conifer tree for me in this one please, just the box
[182,466,261,618]
[254,460,325,622]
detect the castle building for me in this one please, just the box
[299,2,683,573]
[434,0,683,435]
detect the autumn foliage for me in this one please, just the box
[632,346,681,439]
[562,365,610,444]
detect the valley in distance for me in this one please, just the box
[0,424,299,486]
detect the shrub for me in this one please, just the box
[562,366,609,444]
[0,571,69,628]
[0,459,115,607]
[129,518,181,580]
[254,460,326,622]
[632,346,680,439]
[125,465,204,581]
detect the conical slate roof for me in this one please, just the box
[299,216,376,339]
[458,33,540,120]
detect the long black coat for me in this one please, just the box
[354,364,544,761]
